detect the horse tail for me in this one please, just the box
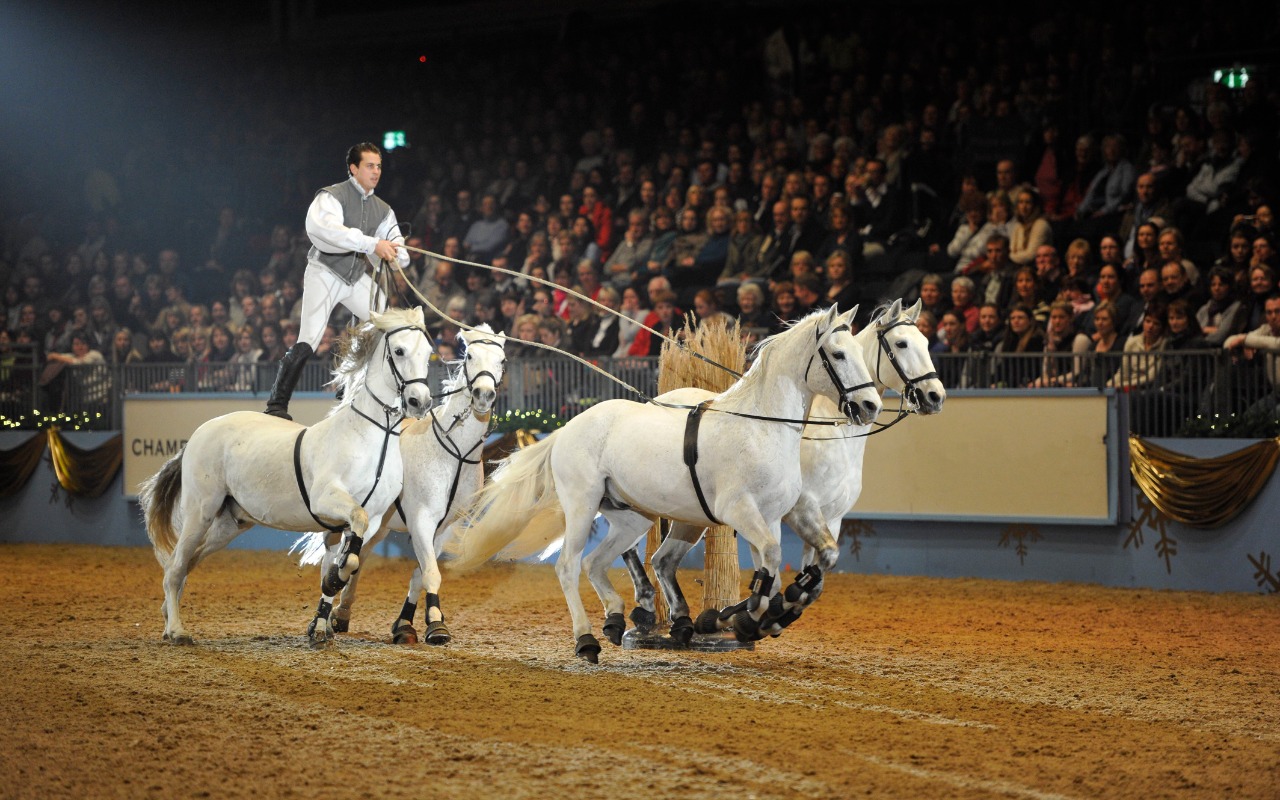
[138,449,185,563]
[290,532,330,567]
[449,433,564,571]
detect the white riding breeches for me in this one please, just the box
[297,261,386,347]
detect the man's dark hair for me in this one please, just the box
[346,142,381,169]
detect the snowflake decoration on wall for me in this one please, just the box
[998,524,1041,565]
[1248,551,1279,594]
[839,518,875,562]
[1127,493,1178,575]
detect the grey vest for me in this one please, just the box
[308,180,392,285]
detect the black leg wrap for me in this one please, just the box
[321,568,347,597]
[307,599,334,642]
[728,569,776,642]
[399,598,418,625]
[669,615,694,644]
[748,568,775,597]
[784,565,823,605]
[629,606,657,629]
[321,535,364,596]
[330,613,350,633]
[761,593,803,637]
[575,633,601,663]
[602,612,626,646]
[693,608,723,634]
[424,592,442,621]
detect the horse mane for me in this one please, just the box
[330,308,427,410]
[717,307,831,405]
[869,302,896,324]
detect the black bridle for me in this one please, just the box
[872,318,941,413]
[796,315,942,440]
[432,337,507,426]
[804,322,876,423]
[371,324,433,414]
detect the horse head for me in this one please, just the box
[372,307,434,418]
[866,298,946,415]
[458,325,507,417]
[814,305,883,425]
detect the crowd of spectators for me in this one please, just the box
[2,4,1278,423]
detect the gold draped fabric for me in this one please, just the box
[1129,434,1280,529]
[47,429,124,498]
[0,429,123,499]
[0,431,49,498]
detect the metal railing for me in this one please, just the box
[931,348,1278,437]
[0,343,40,424]
[10,350,1279,438]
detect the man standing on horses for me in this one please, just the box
[265,142,410,420]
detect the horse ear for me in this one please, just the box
[842,305,858,328]
[885,298,904,324]
[905,297,923,322]
[412,306,426,329]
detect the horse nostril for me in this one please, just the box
[861,400,879,414]
[929,391,942,405]
[407,397,421,408]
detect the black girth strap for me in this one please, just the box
[683,401,722,525]
[294,429,345,533]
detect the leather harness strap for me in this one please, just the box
[683,401,722,525]
[293,417,400,535]
[294,429,345,533]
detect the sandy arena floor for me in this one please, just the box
[2,543,1277,800]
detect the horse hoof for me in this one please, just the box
[575,633,601,664]
[331,614,350,634]
[602,612,626,646]
[669,615,694,644]
[391,620,419,645]
[693,609,722,634]
[731,611,763,643]
[307,616,334,649]
[629,607,657,630]
[425,621,452,645]
[164,632,194,646]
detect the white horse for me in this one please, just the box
[450,305,882,662]
[630,299,945,641]
[139,308,434,646]
[294,325,508,645]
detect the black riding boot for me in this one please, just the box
[264,342,314,420]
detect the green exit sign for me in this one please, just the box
[383,131,407,150]
[1213,68,1250,89]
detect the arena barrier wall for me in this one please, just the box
[1,393,1276,594]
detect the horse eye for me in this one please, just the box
[395,348,405,356]
[895,340,908,349]
[833,351,846,361]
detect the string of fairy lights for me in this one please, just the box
[0,411,103,430]
[492,408,563,433]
